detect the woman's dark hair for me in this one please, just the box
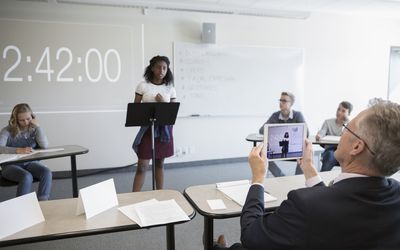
[284,132,289,138]
[143,56,174,85]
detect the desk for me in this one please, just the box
[186,171,400,250]
[1,145,89,198]
[245,133,263,147]
[246,134,340,147]
[310,136,340,146]
[184,171,340,250]
[0,190,195,250]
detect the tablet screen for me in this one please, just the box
[263,123,306,161]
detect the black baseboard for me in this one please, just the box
[52,157,248,179]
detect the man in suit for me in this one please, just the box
[215,101,400,249]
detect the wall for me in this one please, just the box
[1,0,399,171]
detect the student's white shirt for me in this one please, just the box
[135,81,177,103]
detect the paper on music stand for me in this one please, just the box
[76,178,118,219]
[0,192,44,239]
[207,199,227,210]
[118,199,158,225]
[217,180,277,206]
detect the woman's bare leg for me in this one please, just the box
[132,159,150,192]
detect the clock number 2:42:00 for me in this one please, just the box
[2,45,121,83]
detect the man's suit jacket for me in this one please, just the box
[240,177,400,250]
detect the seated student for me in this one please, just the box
[316,101,353,171]
[214,100,400,250]
[259,91,308,176]
[0,104,52,201]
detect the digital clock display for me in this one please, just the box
[3,45,121,83]
[0,19,143,113]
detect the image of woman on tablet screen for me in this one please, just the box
[280,132,289,158]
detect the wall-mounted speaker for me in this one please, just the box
[202,22,216,44]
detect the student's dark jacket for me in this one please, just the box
[239,177,400,250]
[259,110,309,137]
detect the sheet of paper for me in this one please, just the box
[217,182,277,206]
[34,148,64,153]
[0,152,38,164]
[207,199,227,210]
[76,178,119,219]
[135,199,190,227]
[216,180,249,188]
[0,192,45,239]
[0,154,20,164]
[118,199,159,225]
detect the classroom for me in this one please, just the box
[1,0,400,249]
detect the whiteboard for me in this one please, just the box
[174,42,304,116]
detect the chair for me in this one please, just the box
[0,170,38,187]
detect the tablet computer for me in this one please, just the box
[263,123,306,161]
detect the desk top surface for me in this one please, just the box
[185,171,400,219]
[184,171,340,218]
[245,133,263,142]
[1,145,89,165]
[0,189,195,246]
[246,134,339,146]
[309,136,340,146]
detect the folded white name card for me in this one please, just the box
[0,192,45,239]
[76,178,119,219]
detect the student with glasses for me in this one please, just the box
[259,91,309,176]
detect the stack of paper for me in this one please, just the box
[0,152,37,164]
[0,148,65,164]
[320,135,341,143]
[216,180,277,206]
[34,148,64,153]
[0,154,20,164]
[119,199,190,227]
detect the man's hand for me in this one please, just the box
[298,139,318,180]
[315,134,321,141]
[248,143,268,184]
[16,147,33,154]
[155,93,165,103]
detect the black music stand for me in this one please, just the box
[125,102,180,190]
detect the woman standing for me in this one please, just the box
[0,103,52,200]
[280,132,289,158]
[132,56,176,191]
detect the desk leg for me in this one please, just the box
[253,141,257,147]
[204,217,213,250]
[71,155,78,198]
[166,224,175,250]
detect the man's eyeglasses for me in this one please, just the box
[279,99,291,103]
[342,124,376,156]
